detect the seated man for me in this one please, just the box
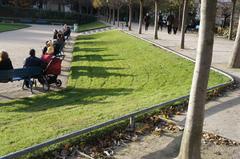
[23,49,45,88]
[53,34,65,55]
[24,49,45,68]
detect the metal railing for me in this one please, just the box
[0,30,235,159]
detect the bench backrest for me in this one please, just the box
[0,67,43,83]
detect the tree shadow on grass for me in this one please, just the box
[74,47,106,53]
[73,54,122,62]
[75,40,123,46]
[0,87,133,112]
[77,36,95,41]
[71,66,132,79]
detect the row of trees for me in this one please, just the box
[93,0,240,68]
[93,0,239,158]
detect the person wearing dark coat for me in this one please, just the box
[0,51,13,70]
[53,29,58,39]
[158,13,163,31]
[167,14,174,34]
[24,49,45,88]
[144,13,150,31]
[24,49,45,68]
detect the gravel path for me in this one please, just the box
[0,24,74,101]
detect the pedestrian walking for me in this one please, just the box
[144,13,150,31]
[167,14,174,34]
[158,13,163,31]
[173,15,178,34]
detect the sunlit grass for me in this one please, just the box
[78,21,108,32]
[0,23,29,32]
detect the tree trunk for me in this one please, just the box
[109,8,112,23]
[229,15,240,68]
[154,0,159,39]
[117,7,120,27]
[113,8,116,25]
[128,0,132,31]
[138,0,144,34]
[228,0,236,40]
[177,0,217,159]
[178,0,184,31]
[180,0,189,49]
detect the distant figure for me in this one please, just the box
[42,41,49,55]
[46,40,55,55]
[63,24,68,32]
[167,14,174,34]
[144,13,150,31]
[53,34,65,55]
[0,51,13,70]
[53,29,58,39]
[124,17,128,27]
[158,13,163,31]
[63,26,71,40]
[173,15,178,34]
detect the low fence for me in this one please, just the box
[0,29,235,159]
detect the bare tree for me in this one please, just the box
[229,14,240,68]
[112,6,116,25]
[229,0,236,40]
[177,0,217,159]
[178,0,184,31]
[154,0,159,39]
[138,0,144,34]
[128,0,132,31]
[180,0,189,49]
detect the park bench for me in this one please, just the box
[0,67,44,93]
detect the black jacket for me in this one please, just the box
[24,56,45,69]
[0,59,13,70]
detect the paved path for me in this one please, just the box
[110,22,240,158]
[0,25,112,101]
[0,24,73,101]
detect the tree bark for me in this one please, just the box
[178,0,184,31]
[128,0,132,31]
[109,8,112,24]
[229,14,240,68]
[228,0,236,40]
[180,0,189,49]
[138,0,144,34]
[154,0,159,39]
[113,7,116,25]
[177,0,217,159]
[117,7,120,27]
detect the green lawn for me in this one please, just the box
[0,23,29,32]
[78,21,108,32]
[0,31,230,156]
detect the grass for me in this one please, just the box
[78,21,108,32]
[0,30,230,156]
[0,23,29,32]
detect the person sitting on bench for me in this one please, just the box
[24,49,45,88]
[0,51,13,70]
[53,34,65,55]
[46,40,55,55]
[24,49,45,68]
